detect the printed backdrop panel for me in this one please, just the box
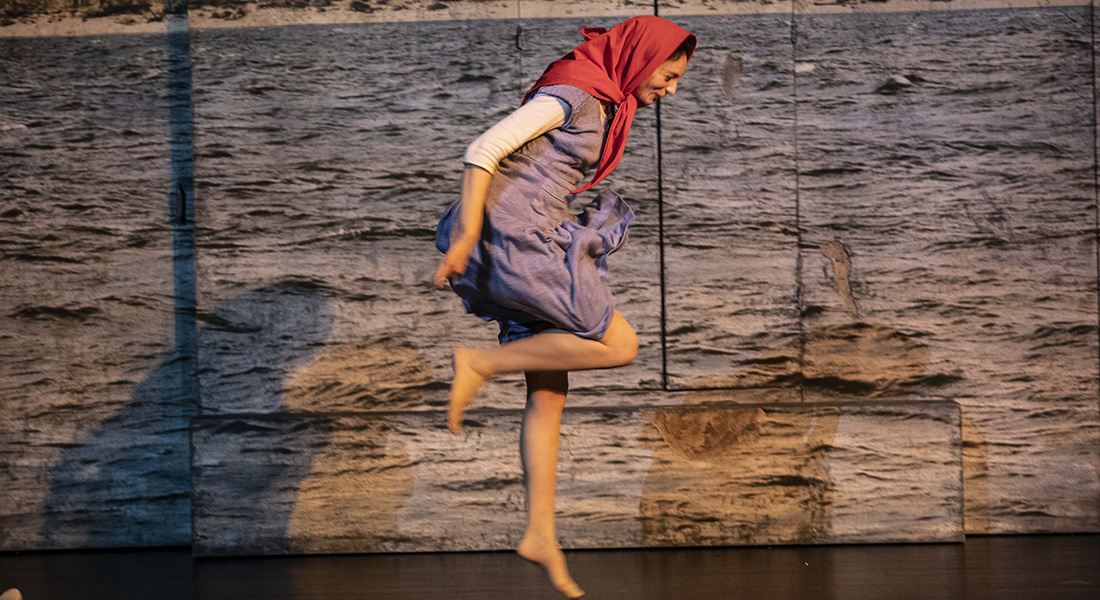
[192,399,961,555]
[792,4,1099,532]
[656,9,802,392]
[0,32,186,549]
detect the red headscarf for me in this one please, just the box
[522,15,697,194]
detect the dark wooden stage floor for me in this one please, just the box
[1,535,1097,600]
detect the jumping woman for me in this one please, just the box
[433,16,697,598]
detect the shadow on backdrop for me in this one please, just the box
[42,278,335,547]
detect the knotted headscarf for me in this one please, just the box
[522,15,697,194]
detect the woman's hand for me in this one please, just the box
[433,234,478,288]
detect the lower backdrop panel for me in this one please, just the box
[190,399,962,556]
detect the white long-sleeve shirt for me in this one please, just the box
[462,93,571,174]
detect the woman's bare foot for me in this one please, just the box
[517,533,584,598]
[448,348,490,433]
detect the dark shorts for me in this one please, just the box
[497,319,576,345]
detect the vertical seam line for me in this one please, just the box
[792,7,806,403]
[655,0,669,390]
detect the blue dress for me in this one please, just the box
[435,84,635,344]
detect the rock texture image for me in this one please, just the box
[0,0,1096,552]
[790,5,1098,533]
[660,4,1098,534]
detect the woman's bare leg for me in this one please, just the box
[516,370,583,598]
[448,310,638,432]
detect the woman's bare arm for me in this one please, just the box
[455,164,492,244]
[433,165,492,287]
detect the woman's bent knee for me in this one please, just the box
[618,334,639,365]
[603,311,639,366]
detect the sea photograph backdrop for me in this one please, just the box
[1,0,1097,553]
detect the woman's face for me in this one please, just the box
[633,54,689,106]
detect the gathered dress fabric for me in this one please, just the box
[435,84,635,344]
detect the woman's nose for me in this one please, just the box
[667,81,678,95]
